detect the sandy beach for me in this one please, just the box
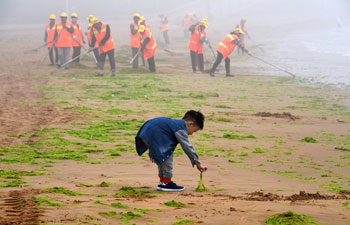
[0,19,349,225]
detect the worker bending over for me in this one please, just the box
[139,25,157,72]
[209,28,246,77]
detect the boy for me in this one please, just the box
[135,110,207,192]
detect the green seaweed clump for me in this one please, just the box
[173,219,195,225]
[98,181,112,187]
[300,137,318,143]
[223,133,256,140]
[195,172,208,192]
[335,146,350,152]
[343,201,350,209]
[164,200,188,208]
[265,211,320,225]
[98,211,117,218]
[120,211,142,223]
[30,196,63,207]
[111,202,129,209]
[46,187,84,196]
[113,186,150,198]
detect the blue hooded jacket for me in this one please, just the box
[135,117,199,165]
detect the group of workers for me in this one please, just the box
[45,12,116,76]
[129,13,158,72]
[187,16,250,77]
[44,12,249,78]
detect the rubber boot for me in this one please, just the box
[96,70,104,77]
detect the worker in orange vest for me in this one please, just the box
[138,16,149,67]
[44,14,58,65]
[53,12,74,69]
[182,13,191,38]
[209,28,246,77]
[71,13,85,63]
[236,17,250,54]
[130,13,141,68]
[90,18,116,77]
[188,18,208,73]
[160,14,170,45]
[139,25,157,72]
[86,15,99,62]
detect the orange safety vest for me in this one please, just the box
[141,29,157,59]
[188,25,206,54]
[71,22,83,47]
[93,23,114,54]
[183,16,191,30]
[237,23,247,44]
[160,16,169,31]
[55,22,73,48]
[217,33,239,59]
[45,23,56,47]
[130,21,141,48]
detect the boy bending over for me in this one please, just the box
[135,110,207,191]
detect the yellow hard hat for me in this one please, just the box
[200,18,208,28]
[139,16,145,22]
[71,12,78,18]
[60,12,68,17]
[234,28,244,34]
[49,14,56,20]
[91,17,99,24]
[133,13,141,18]
[241,17,247,21]
[87,14,95,20]
[139,25,145,32]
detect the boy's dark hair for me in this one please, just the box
[182,110,204,129]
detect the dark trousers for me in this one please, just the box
[147,56,156,72]
[131,47,139,68]
[48,47,58,65]
[190,50,204,72]
[210,51,230,75]
[163,30,170,45]
[98,49,116,71]
[72,46,81,63]
[141,50,145,66]
[93,48,100,62]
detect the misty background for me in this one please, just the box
[0,0,349,86]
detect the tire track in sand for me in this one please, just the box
[0,189,42,225]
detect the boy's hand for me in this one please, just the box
[195,161,207,173]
